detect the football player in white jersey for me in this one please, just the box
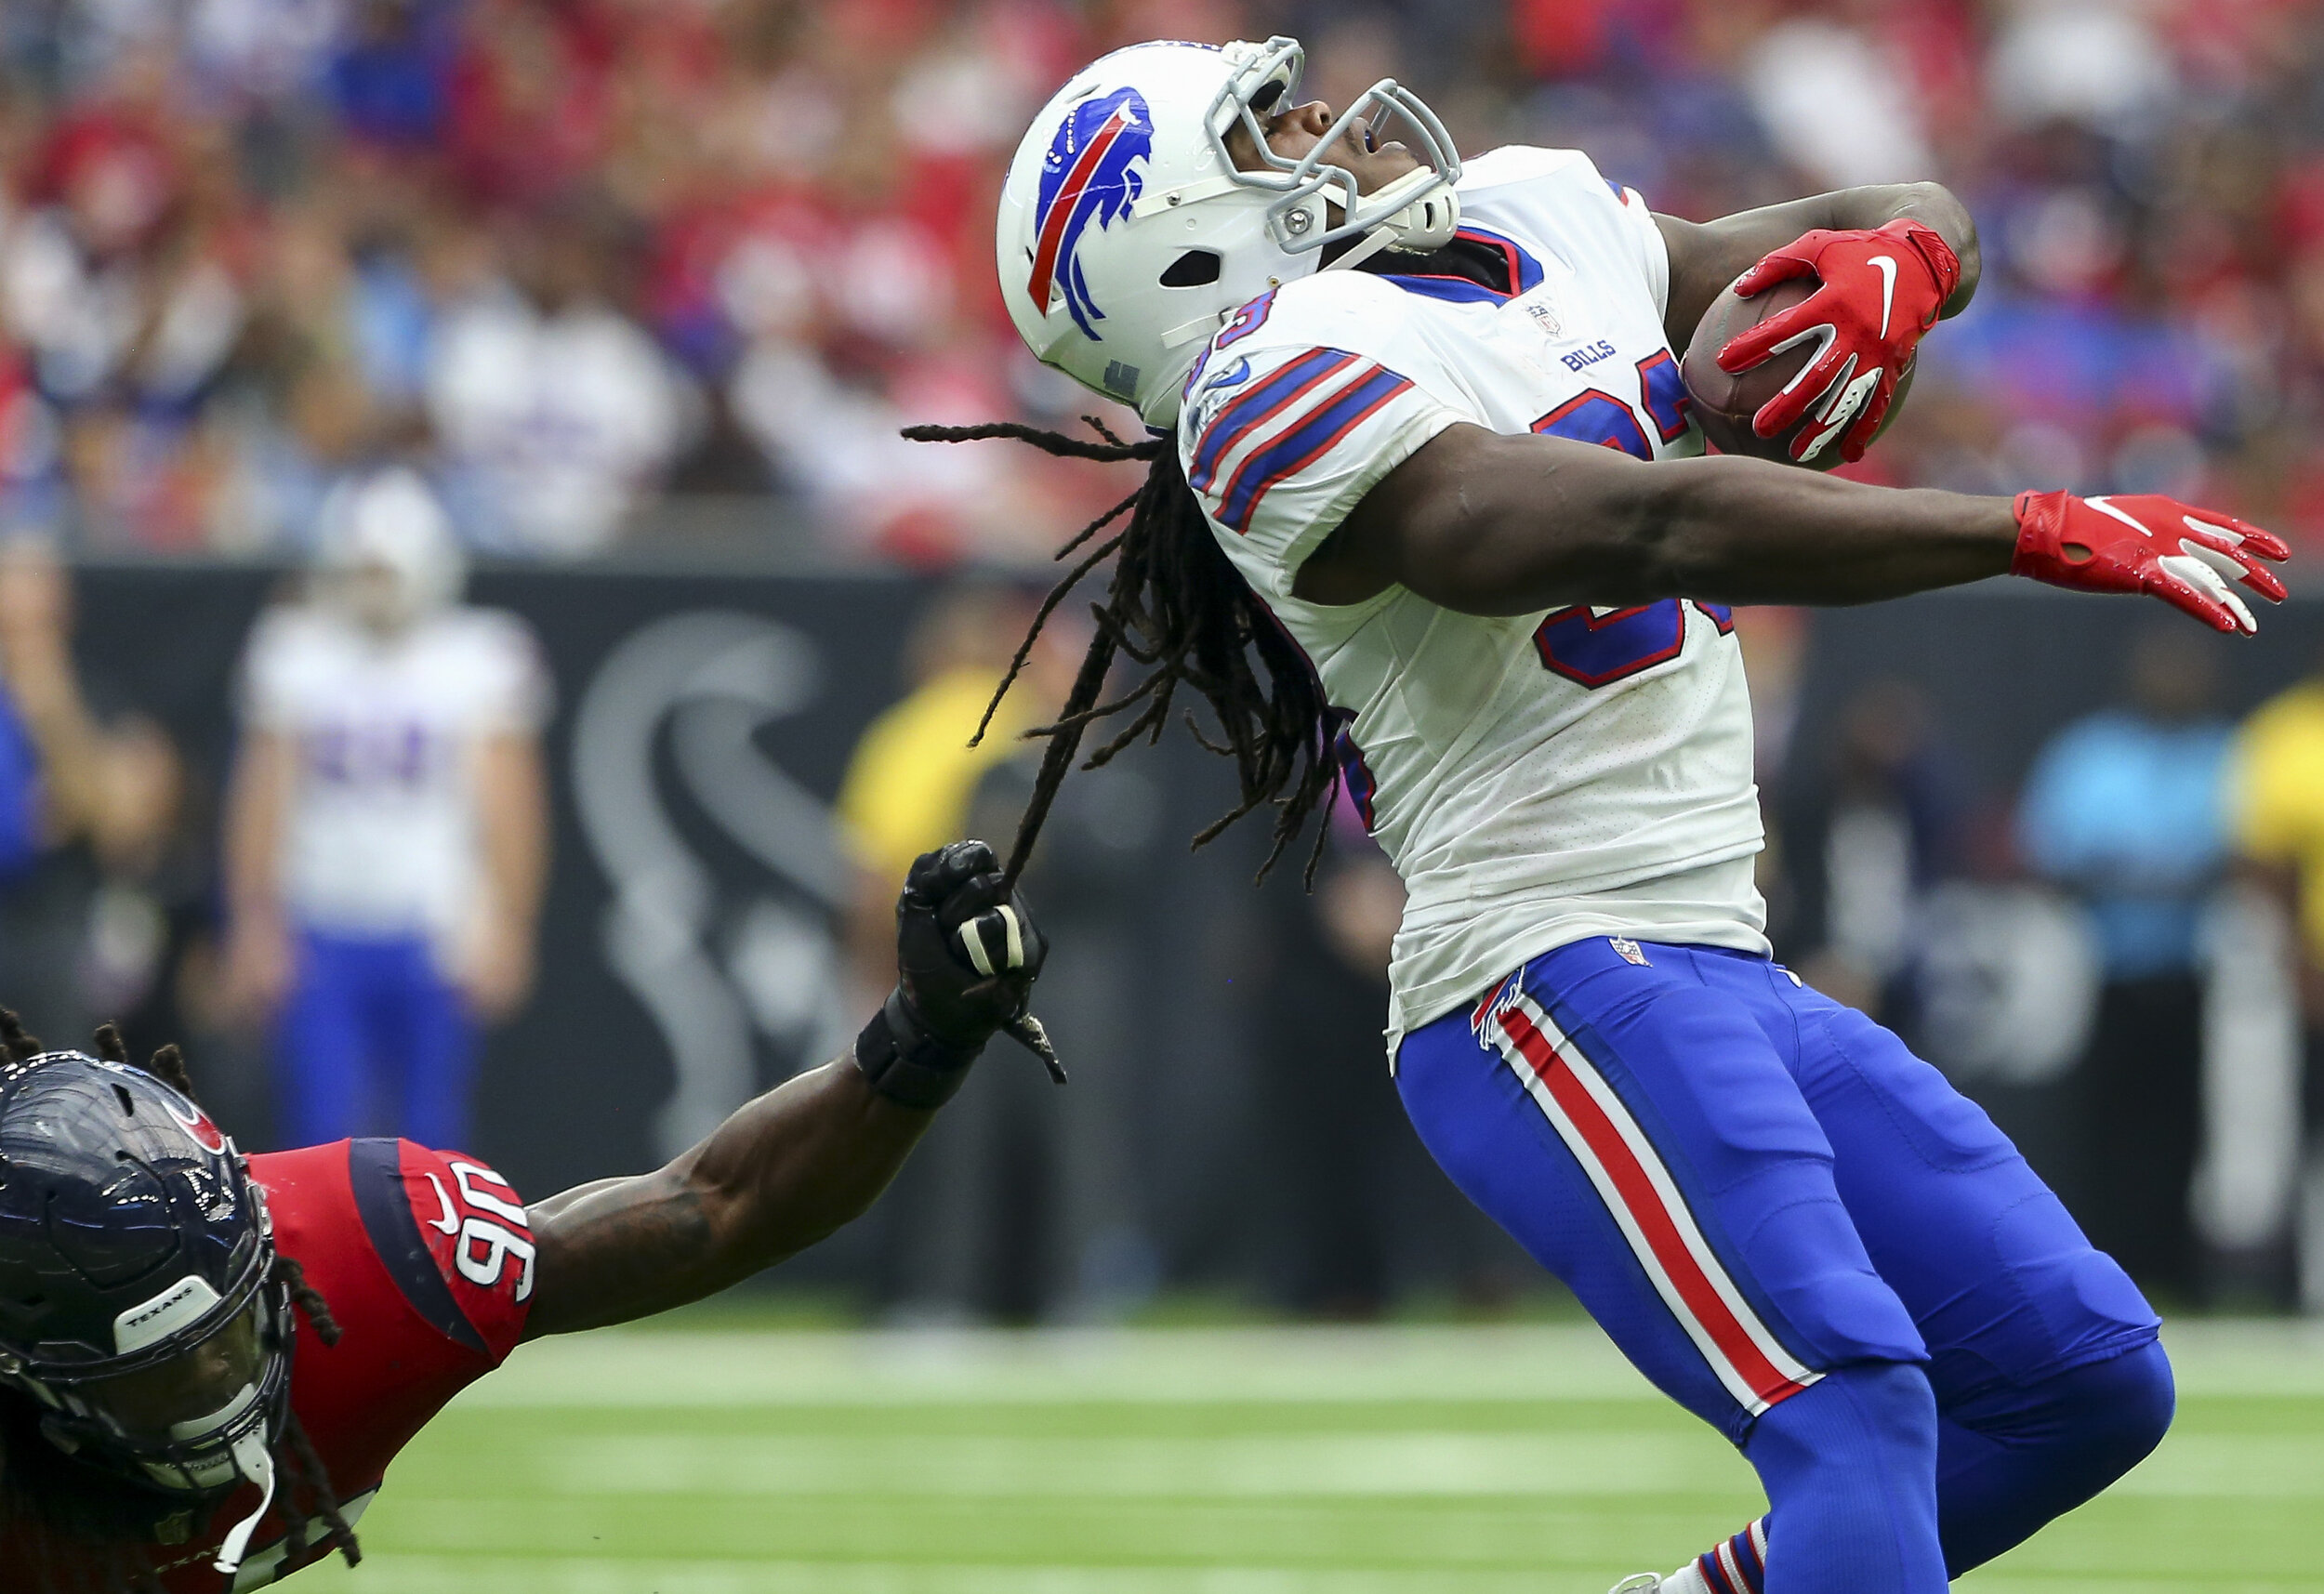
[223,468,550,1153]
[922,37,2289,1594]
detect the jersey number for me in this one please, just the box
[1529,352,1723,687]
[443,1161,536,1302]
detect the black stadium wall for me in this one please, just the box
[52,560,2324,1300]
[67,560,929,1194]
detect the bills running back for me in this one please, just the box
[1178,147,1768,1048]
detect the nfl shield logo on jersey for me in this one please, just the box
[1028,87,1155,338]
[1610,936,1649,966]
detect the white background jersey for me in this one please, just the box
[1177,146,1768,1049]
[241,603,551,943]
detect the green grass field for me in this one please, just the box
[291,1318,2321,1593]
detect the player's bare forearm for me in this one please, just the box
[521,1056,933,1337]
[523,842,1050,1338]
[0,546,102,839]
[1637,462,2010,607]
[223,731,294,930]
[1656,183,1981,351]
[477,733,549,934]
[467,731,549,1017]
[1305,423,2011,613]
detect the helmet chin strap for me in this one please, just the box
[124,1378,283,1578]
[211,1429,277,1578]
[1324,222,1405,275]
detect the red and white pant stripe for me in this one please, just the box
[1486,988,1821,1416]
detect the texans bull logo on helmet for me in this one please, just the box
[163,1093,230,1156]
[1029,86,1155,339]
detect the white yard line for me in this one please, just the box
[529,1429,1753,1497]
[460,1319,2324,1410]
[296,1558,1614,1594]
[466,1323,1664,1408]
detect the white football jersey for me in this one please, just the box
[240,604,551,943]
[1177,146,1768,1052]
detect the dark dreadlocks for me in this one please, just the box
[0,1011,360,1593]
[903,416,1342,887]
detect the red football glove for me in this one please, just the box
[2012,491,2290,635]
[1715,219,1961,466]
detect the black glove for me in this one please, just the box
[854,841,1053,1109]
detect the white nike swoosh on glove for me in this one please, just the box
[1869,256,1897,338]
[423,1172,459,1235]
[2085,495,2156,539]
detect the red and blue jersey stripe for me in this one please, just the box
[1186,348,1357,494]
[1209,362,1417,534]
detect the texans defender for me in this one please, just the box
[931,36,2291,1594]
[0,841,1042,1592]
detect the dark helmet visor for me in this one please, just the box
[76,1301,266,1443]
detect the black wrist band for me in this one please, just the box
[853,989,984,1110]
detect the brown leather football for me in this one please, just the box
[1681,276,1912,470]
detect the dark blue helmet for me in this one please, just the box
[0,1047,292,1536]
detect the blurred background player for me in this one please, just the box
[835,582,1045,1016]
[221,467,548,1149]
[848,585,1166,1324]
[0,542,194,1056]
[1775,677,1966,1023]
[2232,643,2324,1309]
[0,540,107,1037]
[2018,625,2236,1302]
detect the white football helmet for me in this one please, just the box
[315,466,465,632]
[997,36,1460,428]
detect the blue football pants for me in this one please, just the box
[1396,938,2170,1592]
[276,929,477,1150]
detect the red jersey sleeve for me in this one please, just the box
[350,1139,534,1362]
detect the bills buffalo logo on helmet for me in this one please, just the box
[1029,86,1154,339]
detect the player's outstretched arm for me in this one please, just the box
[518,842,1044,1337]
[1298,423,2288,634]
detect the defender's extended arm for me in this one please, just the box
[519,842,1046,1337]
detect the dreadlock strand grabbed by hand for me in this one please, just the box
[903,420,1344,887]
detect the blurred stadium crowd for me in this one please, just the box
[3,0,2324,562]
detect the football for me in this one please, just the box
[1681,276,1913,470]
